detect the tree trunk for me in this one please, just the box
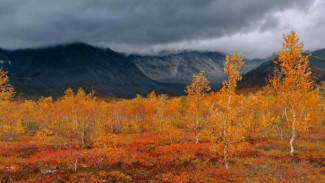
[195,128,199,145]
[169,133,173,145]
[195,96,200,145]
[74,158,78,172]
[224,142,229,170]
[290,106,296,156]
[223,94,231,170]
[223,125,229,170]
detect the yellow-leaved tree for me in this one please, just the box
[0,68,14,101]
[163,97,185,144]
[208,52,250,170]
[93,126,116,169]
[185,71,211,144]
[0,68,23,140]
[56,88,98,171]
[269,31,322,156]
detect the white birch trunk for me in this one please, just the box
[290,106,296,156]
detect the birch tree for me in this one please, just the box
[208,52,250,170]
[269,31,322,156]
[185,71,211,144]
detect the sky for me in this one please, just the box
[0,0,324,58]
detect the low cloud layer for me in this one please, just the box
[0,0,324,58]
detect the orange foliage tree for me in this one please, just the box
[269,31,322,156]
[163,97,185,144]
[54,88,99,171]
[185,71,211,144]
[208,52,250,170]
[155,94,167,134]
[93,127,116,169]
[0,68,23,140]
[245,90,278,140]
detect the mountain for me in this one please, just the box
[0,43,184,98]
[2,42,322,98]
[239,49,325,88]
[0,43,270,98]
[129,51,268,87]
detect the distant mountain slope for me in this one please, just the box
[239,49,325,88]
[129,51,267,87]
[129,52,226,86]
[0,43,269,98]
[0,43,184,98]
[2,42,320,98]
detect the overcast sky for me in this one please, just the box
[0,0,324,58]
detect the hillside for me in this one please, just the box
[239,49,325,88]
[1,42,322,97]
[0,43,184,98]
[0,43,268,98]
[130,51,267,87]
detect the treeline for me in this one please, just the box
[0,31,324,171]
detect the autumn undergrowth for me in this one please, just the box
[0,125,324,182]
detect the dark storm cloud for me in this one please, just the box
[0,0,322,57]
